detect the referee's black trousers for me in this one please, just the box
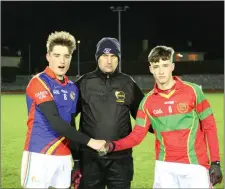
[78,152,134,189]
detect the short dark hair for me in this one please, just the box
[148,45,174,63]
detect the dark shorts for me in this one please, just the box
[79,152,134,189]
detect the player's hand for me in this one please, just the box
[71,160,82,189]
[209,162,223,186]
[71,169,82,189]
[87,138,106,151]
[98,141,115,156]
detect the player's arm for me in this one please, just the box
[109,96,151,152]
[26,78,105,150]
[194,85,220,162]
[130,80,154,133]
[194,85,223,185]
[39,101,90,144]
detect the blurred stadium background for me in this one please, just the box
[1,42,224,92]
[1,43,224,188]
[2,1,224,188]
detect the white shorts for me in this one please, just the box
[21,151,73,188]
[153,160,213,188]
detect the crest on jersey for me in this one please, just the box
[177,102,188,113]
[70,91,75,101]
[115,91,125,103]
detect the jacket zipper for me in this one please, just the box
[106,74,110,90]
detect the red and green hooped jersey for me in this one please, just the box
[114,76,220,169]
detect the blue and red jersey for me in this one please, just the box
[24,67,78,156]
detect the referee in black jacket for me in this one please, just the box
[71,37,151,189]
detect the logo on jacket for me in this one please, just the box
[115,91,125,103]
[177,102,188,113]
[70,91,75,101]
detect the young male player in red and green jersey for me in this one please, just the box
[103,46,223,188]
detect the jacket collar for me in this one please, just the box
[95,66,119,80]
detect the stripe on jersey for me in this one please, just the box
[151,111,198,132]
[158,89,175,99]
[25,101,36,151]
[187,111,199,164]
[23,152,32,187]
[41,136,62,154]
[45,137,66,155]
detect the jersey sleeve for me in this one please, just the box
[113,96,151,151]
[194,85,220,162]
[195,85,213,120]
[71,84,79,114]
[26,77,53,105]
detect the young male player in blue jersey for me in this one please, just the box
[21,31,106,189]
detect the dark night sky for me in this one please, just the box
[2,1,224,68]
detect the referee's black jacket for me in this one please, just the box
[72,66,145,159]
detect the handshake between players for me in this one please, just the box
[97,141,114,156]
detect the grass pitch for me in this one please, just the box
[1,93,224,188]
